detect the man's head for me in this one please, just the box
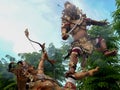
[63,1,80,20]
[64,1,72,9]
[17,61,23,66]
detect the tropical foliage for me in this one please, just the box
[78,25,120,90]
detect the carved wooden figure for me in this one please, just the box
[61,1,117,77]
[8,61,28,90]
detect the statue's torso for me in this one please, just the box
[70,18,88,40]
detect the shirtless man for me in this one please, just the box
[61,1,117,77]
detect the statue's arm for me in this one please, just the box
[61,16,70,40]
[86,18,108,26]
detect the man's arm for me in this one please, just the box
[86,18,108,26]
[61,17,70,40]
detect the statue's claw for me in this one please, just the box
[104,50,117,56]
[88,66,99,76]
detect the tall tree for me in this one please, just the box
[0,56,16,89]
[47,43,65,84]
[78,25,120,90]
[113,0,120,36]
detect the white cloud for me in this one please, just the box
[0,0,18,15]
[0,0,64,54]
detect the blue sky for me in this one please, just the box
[0,0,116,60]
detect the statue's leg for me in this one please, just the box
[65,51,78,77]
[96,37,117,56]
[81,55,87,71]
